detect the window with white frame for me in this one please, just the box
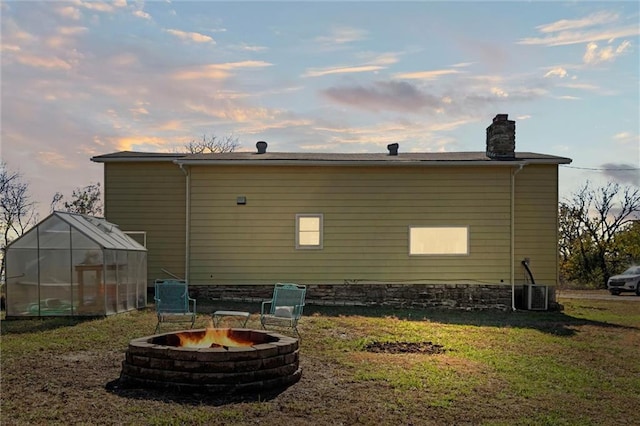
[296,214,323,249]
[409,226,469,255]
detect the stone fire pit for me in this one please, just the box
[120,328,301,394]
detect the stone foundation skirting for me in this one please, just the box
[189,283,536,311]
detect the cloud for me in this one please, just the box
[519,27,639,46]
[370,53,399,66]
[129,101,149,119]
[56,6,81,20]
[184,101,276,123]
[556,95,581,100]
[309,117,478,152]
[544,67,568,78]
[172,61,272,80]
[109,53,139,67]
[490,87,509,98]
[237,43,268,52]
[2,20,36,44]
[601,133,640,185]
[58,26,88,36]
[158,120,185,131]
[46,26,89,49]
[322,80,442,113]
[166,29,215,44]
[559,82,601,92]
[214,61,273,71]
[173,65,231,80]
[393,69,462,80]
[304,53,397,78]
[583,40,631,64]
[612,131,640,146]
[74,0,126,13]
[613,132,632,140]
[15,54,72,70]
[535,11,619,33]
[518,11,639,47]
[133,10,151,20]
[1,44,21,52]
[314,27,367,45]
[463,86,547,106]
[37,151,75,169]
[304,65,386,78]
[115,136,175,152]
[240,118,314,135]
[600,163,640,186]
[322,71,551,115]
[464,71,549,103]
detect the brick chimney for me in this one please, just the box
[486,114,515,160]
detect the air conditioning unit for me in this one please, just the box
[524,284,548,310]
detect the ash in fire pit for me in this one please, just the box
[120,328,301,394]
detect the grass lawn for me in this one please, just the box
[1,294,639,425]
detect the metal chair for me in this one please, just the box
[153,279,196,333]
[260,283,306,336]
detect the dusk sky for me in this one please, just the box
[2,1,639,220]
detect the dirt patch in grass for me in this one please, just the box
[363,341,446,355]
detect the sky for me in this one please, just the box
[2,0,639,221]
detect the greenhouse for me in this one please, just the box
[5,211,147,318]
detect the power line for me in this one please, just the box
[561,165,640,171]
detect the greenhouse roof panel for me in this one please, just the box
[54,211,147,251]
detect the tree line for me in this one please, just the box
[559,182,640,288]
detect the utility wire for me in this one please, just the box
[561,165,640,171]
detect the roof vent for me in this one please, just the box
[256,141,267,154]
[387,143,399,156]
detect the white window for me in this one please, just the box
[296,214,323,249]
[409,226,469,255]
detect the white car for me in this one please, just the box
[607,266,640,296]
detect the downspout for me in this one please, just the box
[179,163,190,283]
[511,162,526,311]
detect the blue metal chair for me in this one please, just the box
[260,283,306,336]
[154,279,196,333]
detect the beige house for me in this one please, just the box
[91,115,572,310]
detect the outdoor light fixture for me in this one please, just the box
[236,196,247,205]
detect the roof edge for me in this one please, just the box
[91,151,185,163]
[174,158,573,167]
[91,150,572,166]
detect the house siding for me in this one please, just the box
[514,164,560,286]
[103,162,186,284]
[188,165,514,286]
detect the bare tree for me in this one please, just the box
[50,192,63,213]
[558,203,581,263]
[559,182,640,287]
[185,134,240,154]
[51,183,103,216]
[1,163,38,283]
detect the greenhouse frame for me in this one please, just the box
[5,211,147,318]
